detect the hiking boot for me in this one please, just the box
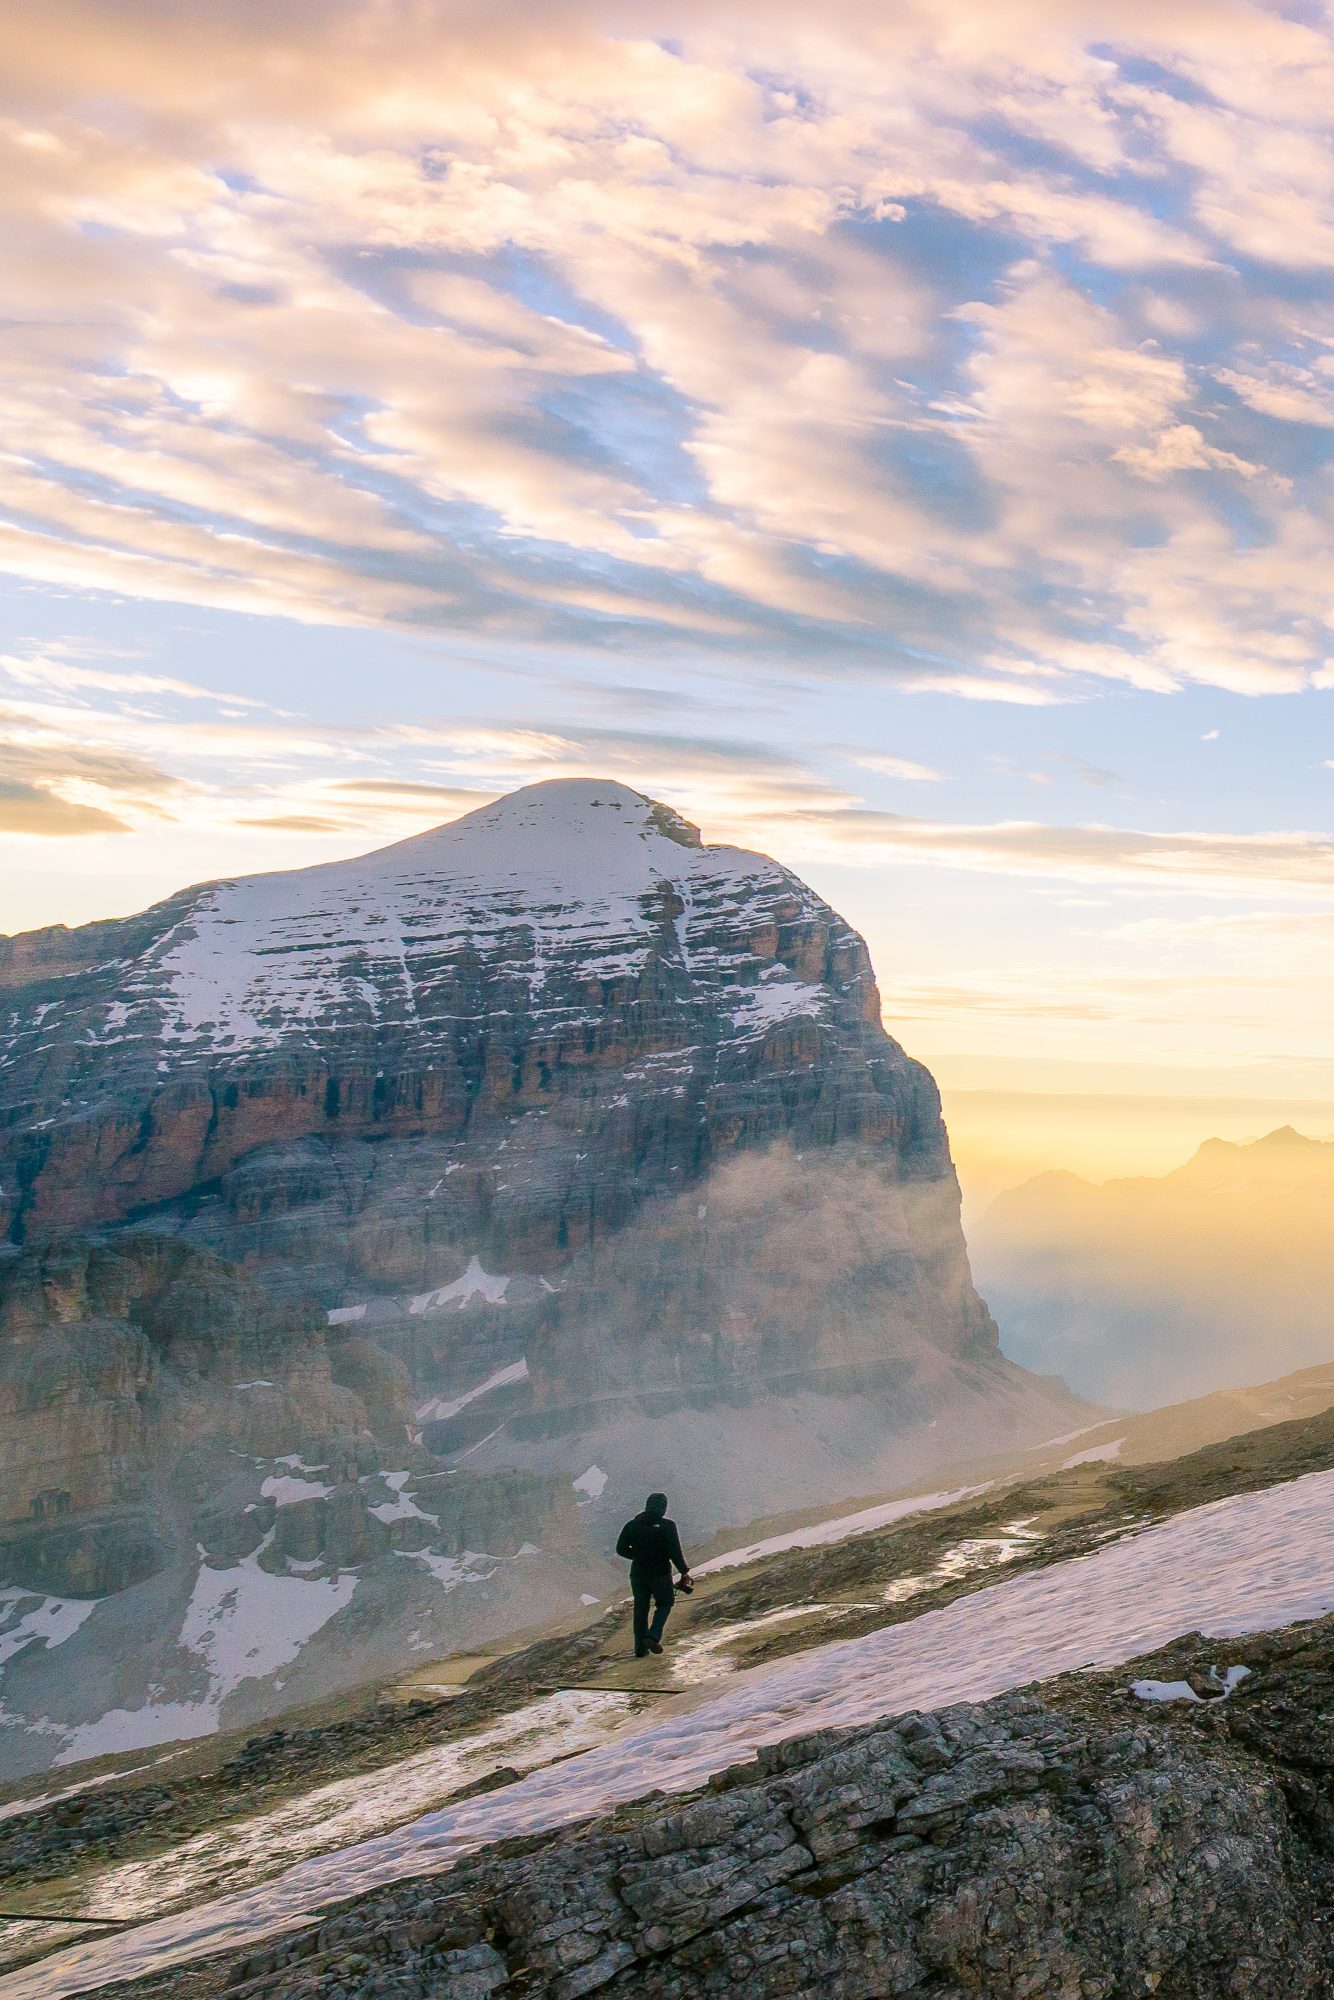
[648,1640,664,1654]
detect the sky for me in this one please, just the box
[2,0,1333,1182]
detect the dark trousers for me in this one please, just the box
[631,1567,674,1654]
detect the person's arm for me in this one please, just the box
[667,1522,689,1576]
[615,1519,637,1561]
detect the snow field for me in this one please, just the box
[15,1465,1334,2000]
[137,781,830,1056]
[691,1483,989,1574]
[415,1356,528,1422]
[46,1549,357,1769]
[0,1591,99,1672]
[0,1691,637,1979]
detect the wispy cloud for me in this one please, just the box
[847,751,946,784]
[774,810,1334,898]
[5,3,1334,697]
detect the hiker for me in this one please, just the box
[616,1491,693,1657]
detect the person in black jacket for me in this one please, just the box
[615,1491,692,1656]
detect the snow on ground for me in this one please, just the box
[180,1551,357,1704]
[0,1692,635,1974]
[19,1466,1334,2000]
[395,1550,494,1591]
[726,977,825,1040]
[409,1260,513,1316]
[52,1702,220,1768]
[0,1752,186,1828]
[326,1305,366,1326]
[50,1552,357,1769]
[260,1474,333,1505]
[1062,1439,1124,1469]
[0,1590,99,1671]
[1132,1664,1251,1704]
[573,1465,608,1503]
[692,1485,989,1575]
[367,1471,437,1527]
[668,1606,844,1685]
[415,1357,529,1422]
[367,1489,436,1527]
[1030,1423,1107,1451]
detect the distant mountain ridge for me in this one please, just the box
[973,1127,1334,1407]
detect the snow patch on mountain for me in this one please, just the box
[129,782,827,1057]
[179,1551,357,1704]
[260,1474,333,1506]
[0,1591,99,1671]
[409,1260,512,1316]
[416,1359,529,1424]
[46,1551,357,1769]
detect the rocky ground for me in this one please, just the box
[57,1611,1334,2000]
[0,1397,1330,1999]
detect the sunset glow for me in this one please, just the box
[3,0,1333,1174]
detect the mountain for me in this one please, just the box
[0,779,1088,1773]
[972,1126,1334,1407]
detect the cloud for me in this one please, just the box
[235,814,352,832]
[0,646,264,707]
[2,3,1334,694]
[0,710,191,838]
[767,808,1334,897]
[330,779,496,811]
[1047,753,1122,789]
[1113,424,1262,483]
[0,733,181,795]
[848,752,946,783]
[0,777,128,837]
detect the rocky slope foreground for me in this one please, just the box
[121,1662,1334,2000]
[0,781,1087,1773]
[2,1403,1331,2000]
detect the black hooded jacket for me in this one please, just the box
[616,1508,688,1577]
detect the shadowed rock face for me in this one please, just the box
[0,1236,340,1588]
[0,1234,577,1607]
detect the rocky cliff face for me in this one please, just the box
[0,782,925,1252]
[0,781,995,1395]
[0,1234,596,1777]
